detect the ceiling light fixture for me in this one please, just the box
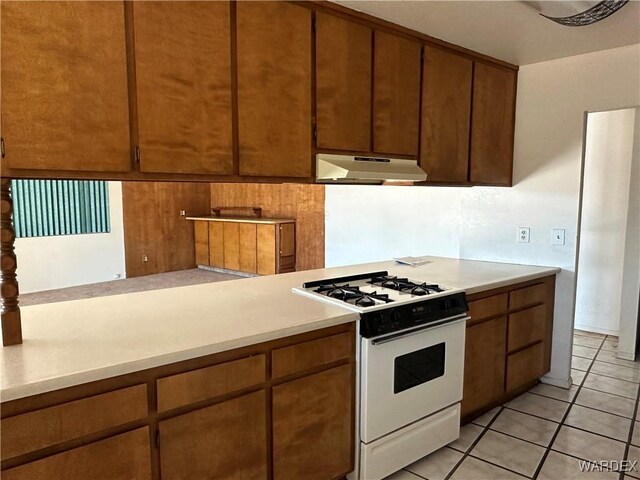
[540,0,629,27]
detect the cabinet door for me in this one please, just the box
[469,63,517,185]
[461,316,506,417]
[420,47,472,183]
[273,364,353,480]
[209,222,225,268]
[316,13,371,152]
[237,2,312,178]
[2,428,151,480]
[133,1,233,175]
[257,224,277,275]
[1,1,130,172]
[239,223,258,273]
[159,390,267,480]
[194,221,210,265]
[373,32,421,156]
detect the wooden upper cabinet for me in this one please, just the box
[315,13,372,153]
[133,1,233,175]
[420,47,472,183]
[236,2,312,178]
[0,1,130,172]
[470,63,517,185]
[373,32,421,157]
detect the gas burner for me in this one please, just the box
[368,276,445,296]
[348,291,392,307]
[315,284,393,306]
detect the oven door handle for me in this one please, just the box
[371,314,470,346]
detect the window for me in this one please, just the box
[11,180,111,238]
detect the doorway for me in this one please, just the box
[574,107,640,360]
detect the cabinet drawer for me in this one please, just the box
[2,427,152,480]
[509,283,545,310]
[508,305,546,353]
[157,355,266,412]
[467,294,507,326]
[506,342,544,392]
[1,384,147,461]
[272,332,353,379]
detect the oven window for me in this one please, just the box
[394,342,445,394]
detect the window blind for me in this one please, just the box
[11,180,111,238]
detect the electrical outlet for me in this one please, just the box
[142,255,148,263]
[517,227,530,243]
[179,210,186,216]
[552,229,566,245]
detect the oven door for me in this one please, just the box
[360,316,467,443]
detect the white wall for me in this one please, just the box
[574,108,638,335]
[618,109,640,360]
[15,182,126,293]
[326,44,640,386]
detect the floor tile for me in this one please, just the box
[552,425,626,462]
[574,345,599,359]
[574,335,605,348]
[506,392,569,422]
[601,339,619,352]
[450,456,526,480]
[471,430,545,477]
[572,368,587,384]
[583,372,639,399]
[628,445,640,464]
[564,404,632,441]
[405,446,462,480]
[572,355,593,371]
[590,361,640,383]
[596,349,640,369]
[538,450,619,479]
[471,406,501,427]
[383,469,422,480]
[529,382,579,402]
[448,423,484,453]
[490,408,559,446]
[576,387,636,418]
[633,421,640,446]
[575,329,607,339]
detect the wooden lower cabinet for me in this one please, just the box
[462,275,556,421]
[159,391,267,480]
[1,324,356,480]
[273,364,353,480]
[191,218,296,275]
[2,428,152,480]
[462,316,506,417]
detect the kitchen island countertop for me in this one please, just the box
[1,257,559,402]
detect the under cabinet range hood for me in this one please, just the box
[316,154,427,184]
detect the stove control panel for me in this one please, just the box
[359,292,468,338]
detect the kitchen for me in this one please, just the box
[1,1,639,480]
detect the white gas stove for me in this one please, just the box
[293,270,469,480]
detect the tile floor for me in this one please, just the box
[385,330,640,480]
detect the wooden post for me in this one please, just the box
[1,178,23,345]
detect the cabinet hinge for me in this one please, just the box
[0,137,5,159]
[135,146,141,164]
[155,430,160,449]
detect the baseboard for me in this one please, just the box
[616,350,636,361]
[540,374,572,389]
[574,324,619,336]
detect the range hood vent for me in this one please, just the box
[316,154,427,184]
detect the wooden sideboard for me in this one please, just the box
[189,217,296,275]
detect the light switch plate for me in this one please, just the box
[517,227,530,243]
[552,229,566,245]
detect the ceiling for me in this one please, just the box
[332,0,640,65]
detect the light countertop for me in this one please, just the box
[1,257,559,402]
[187,215,295,224]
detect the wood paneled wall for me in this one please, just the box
[210,184,325,271]
[122,182,210,277]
